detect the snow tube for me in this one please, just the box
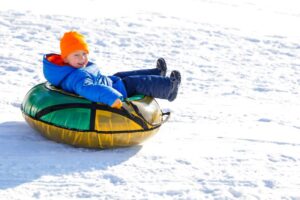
[21,82,170,149]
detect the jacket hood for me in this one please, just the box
[43,54,76,86]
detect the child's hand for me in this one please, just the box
[111,99,123,109]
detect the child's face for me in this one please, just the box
[64,50,89,68]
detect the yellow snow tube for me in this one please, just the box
[21,82,170,149]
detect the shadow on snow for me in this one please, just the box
[0,121,142,189]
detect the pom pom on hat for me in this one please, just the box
[60,31,89,59]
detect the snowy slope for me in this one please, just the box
[1,0,300,199]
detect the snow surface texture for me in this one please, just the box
[1,0,300,199]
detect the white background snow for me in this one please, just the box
[1,0,300,199]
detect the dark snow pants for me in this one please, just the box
[113,68,172,99]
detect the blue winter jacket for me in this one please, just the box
[43,54,127,106]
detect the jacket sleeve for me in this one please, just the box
[73,74,123,106]
[109,76,128,98]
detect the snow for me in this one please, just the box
[1,0,300,199]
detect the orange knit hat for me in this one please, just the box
[60,31,89,59]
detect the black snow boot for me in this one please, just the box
[156,58,167,77]
[168,70,181,101]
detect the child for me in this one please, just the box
[43,31,181,109]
